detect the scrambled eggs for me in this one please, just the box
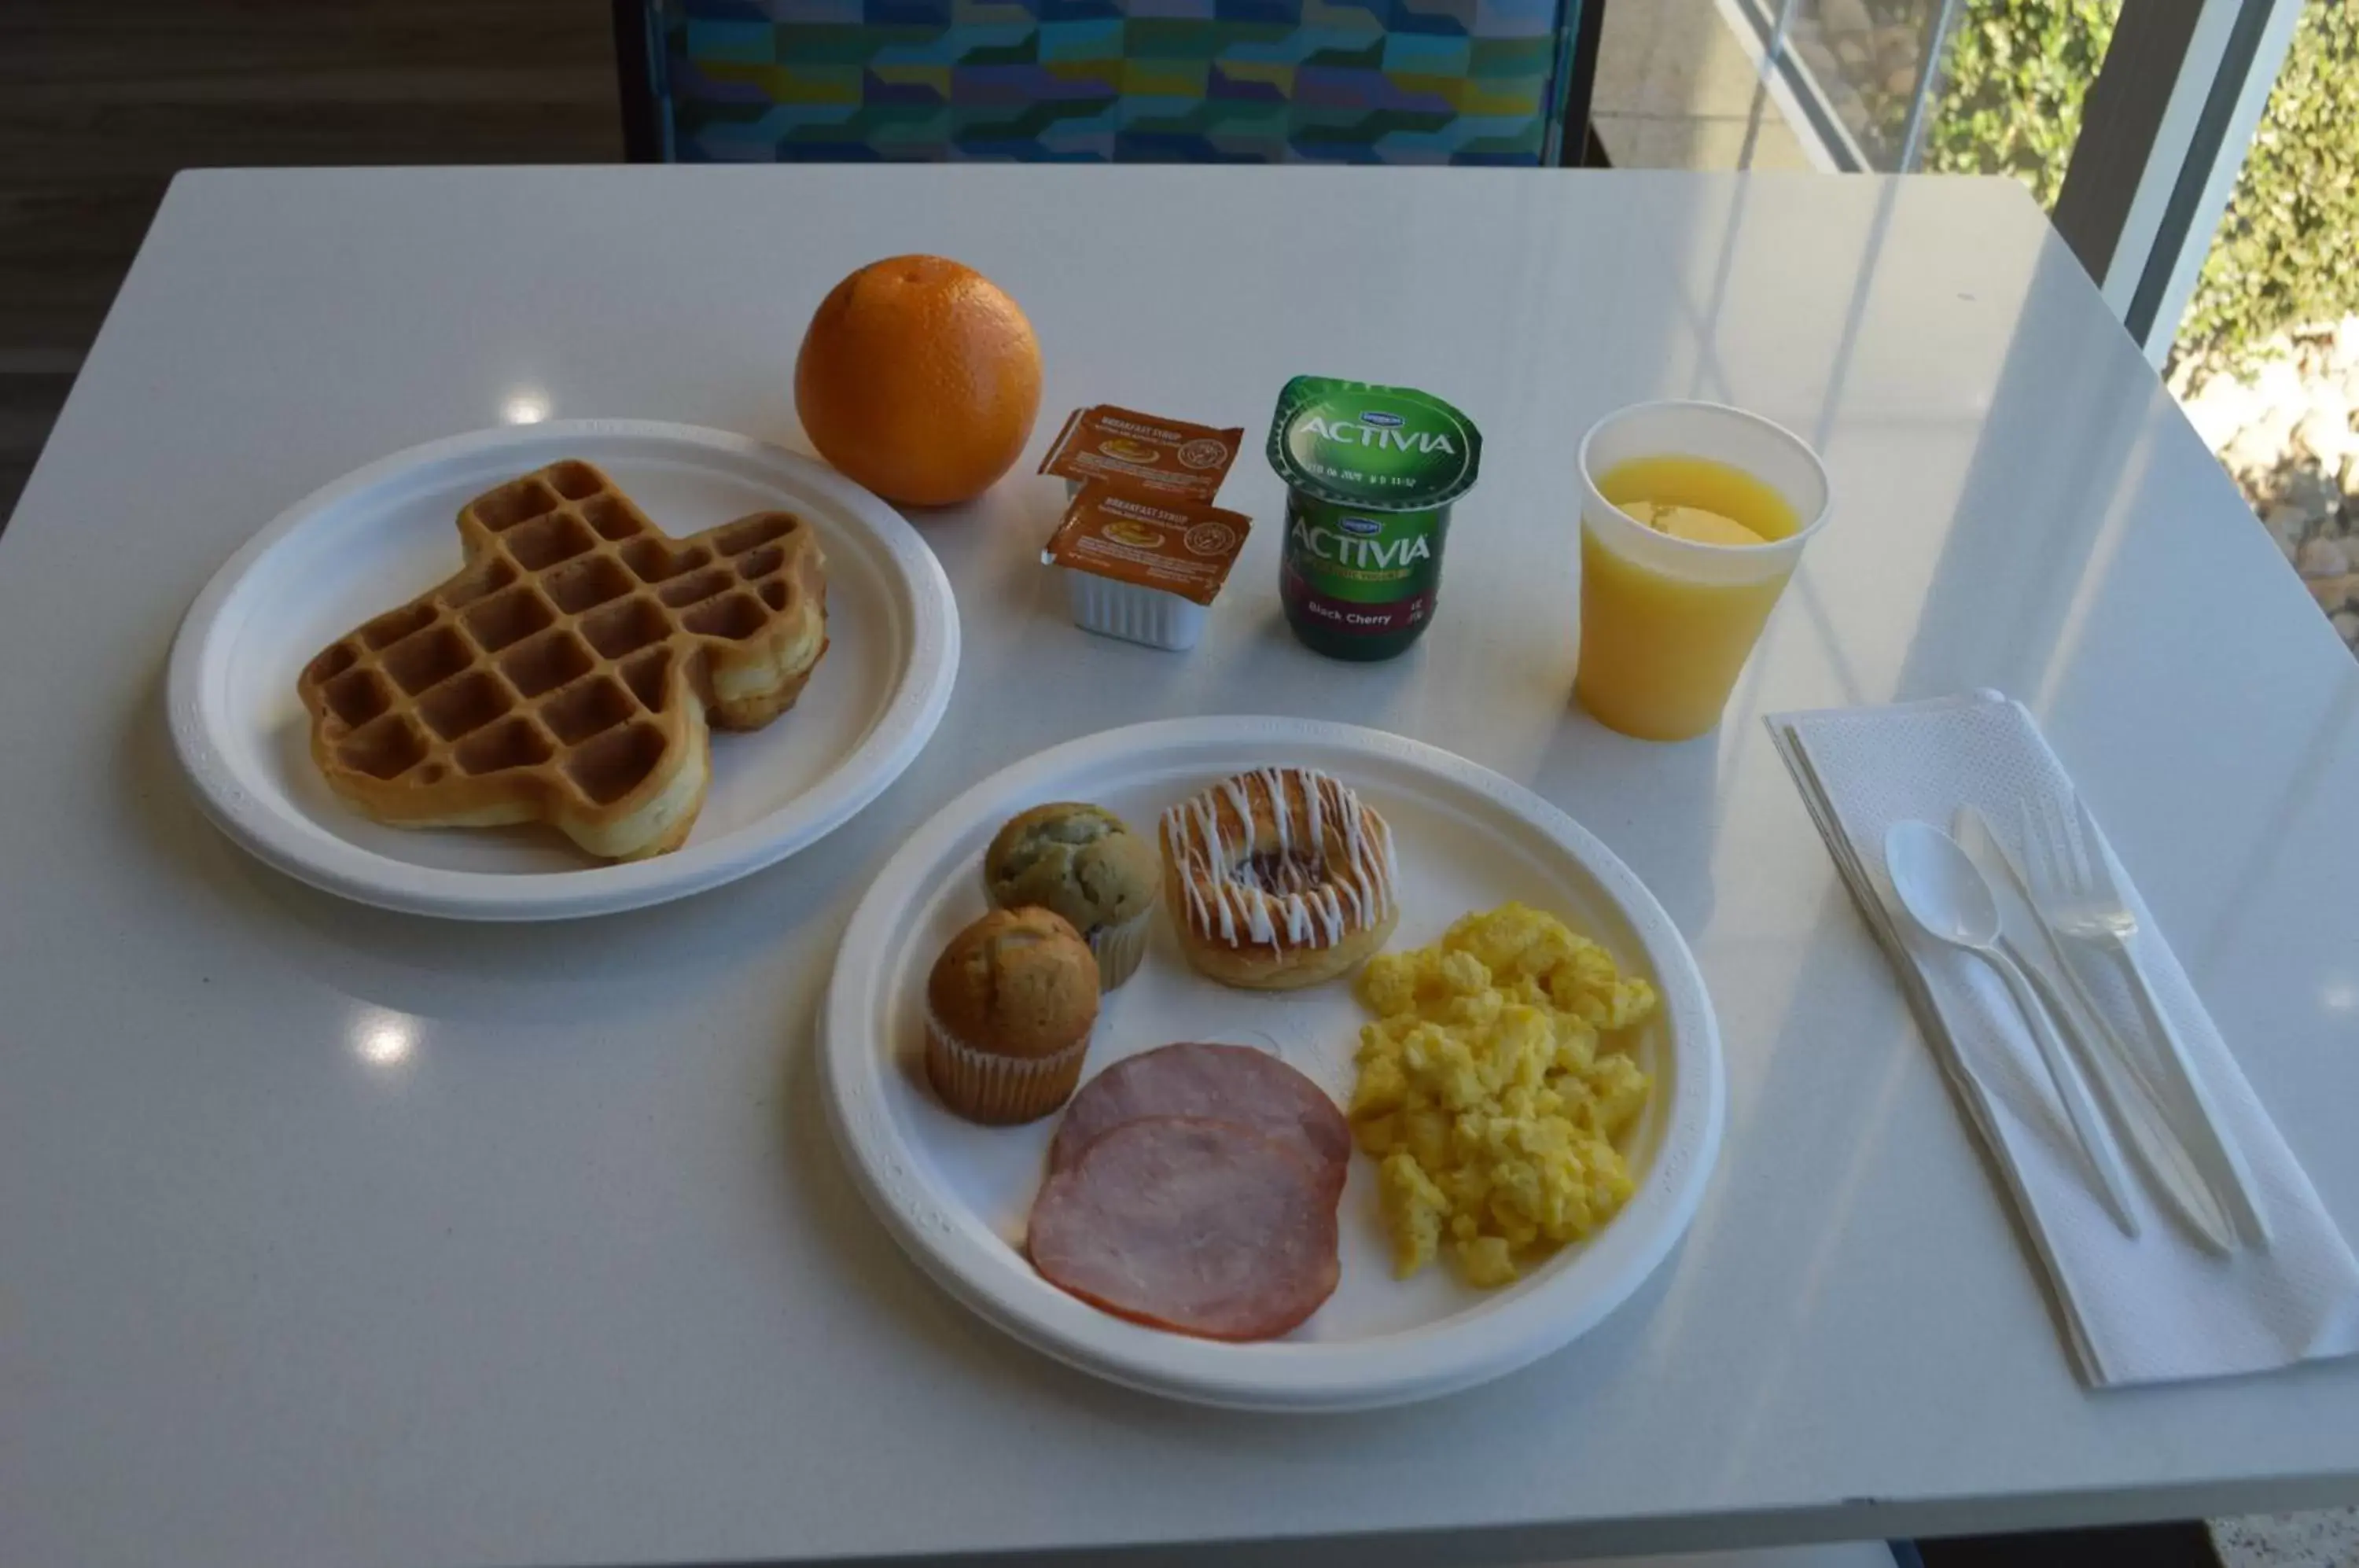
[1350,903,1656,1287]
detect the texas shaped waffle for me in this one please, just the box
[296,460,828,861]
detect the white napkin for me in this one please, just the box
[1768,690,2359,1386]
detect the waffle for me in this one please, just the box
[296,460,829,861]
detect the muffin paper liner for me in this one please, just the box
[926,1010,1091,1124]
[1089,909,1152,990]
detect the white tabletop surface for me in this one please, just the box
[4,166,2357,1568]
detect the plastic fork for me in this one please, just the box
[2019,793,2273,1250]
[1956,808,2233,1254]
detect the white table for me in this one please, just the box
[5,167,2356,1568]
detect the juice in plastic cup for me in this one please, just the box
[1573,402,1831,742]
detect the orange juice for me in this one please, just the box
[1573,420,1826,742]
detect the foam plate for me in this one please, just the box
[822,716,1724,1412]
[167,420,958,921]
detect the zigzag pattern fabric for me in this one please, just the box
[663,0,1571,164]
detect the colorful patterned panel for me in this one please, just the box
[653,0,1575,164]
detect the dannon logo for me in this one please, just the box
[1360,410,1404,428]
[1340,517,1382,536]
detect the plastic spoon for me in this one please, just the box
[1885,819,2141,1238]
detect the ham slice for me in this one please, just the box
[1049,1042,1350,1196]
[1027,1117,1341,1341]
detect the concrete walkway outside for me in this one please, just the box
[1590,0,1819,170]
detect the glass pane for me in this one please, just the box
[1919,0,2122,201]
[1592,0,2121,182]
[2163,0,2359,654]
[1588,0,1825,169]
[1781,0,1952,171]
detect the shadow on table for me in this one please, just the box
[1526,703,1723,944]
[117,660,885,1027]
[1687,869,2096,1444]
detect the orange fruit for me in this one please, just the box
[794,255,1043,508]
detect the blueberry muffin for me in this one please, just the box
[982,803,1161,989]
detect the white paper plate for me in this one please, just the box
[822,716,1724,1412]
[166,420,958,921]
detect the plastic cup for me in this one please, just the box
[1573,401,1831,742]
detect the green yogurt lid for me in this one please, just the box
[1265,376,1483,511]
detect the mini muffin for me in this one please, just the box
[926,907,1101,1124]
[982,803,1161,990]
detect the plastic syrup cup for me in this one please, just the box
[1573,401,1831,742]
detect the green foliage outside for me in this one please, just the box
[1921,0,2118,209]
[2173,1,2359,372]
[1917,0,2359,372]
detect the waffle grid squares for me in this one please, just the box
[297,461,826,835]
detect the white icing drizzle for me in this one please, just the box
[1160,767,1397,951]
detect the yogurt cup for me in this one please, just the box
[1265,376,1482,662]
